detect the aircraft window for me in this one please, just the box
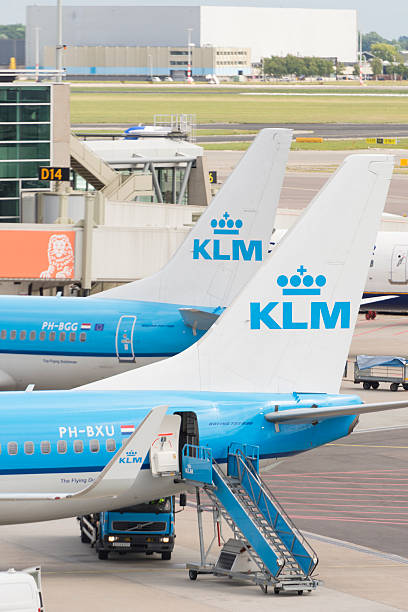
[10,330,16,340]
[79,332,86,343]
[49,331,56,342]
[59,332,66,342]
[39,331,46,341]
[106,438,116,453]
[57,440,67,454]
[19,330,26,341]
[69,332,76,342]
[29,331,36,341]
[73,440,83,453]
[0,330,5,340]
[24,441,34,455]
[89,439,99,453]
[41,440,51,454]
[7,442,18,455]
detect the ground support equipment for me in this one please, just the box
[182,443,320,595]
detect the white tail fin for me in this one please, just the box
[82,154,393,394]
[95,128,292,307]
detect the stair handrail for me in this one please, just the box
[231,452,318,575]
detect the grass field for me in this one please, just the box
[202,138,408,151]
[71,91,408,125]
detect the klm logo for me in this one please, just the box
[193,212,262,261]
[250,266,351,330]
[119,450,142,464]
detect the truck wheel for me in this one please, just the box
[390,383,399,392]
[97,550,109,560]
[189,570,197,581]
[363,381,371,390]
[371,381,379,390]
[161,551,172,561]
[403,384,408,391]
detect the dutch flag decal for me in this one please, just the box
[121,424,135,437]
[81,323,91,330]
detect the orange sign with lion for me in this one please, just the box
[0,231,75,279]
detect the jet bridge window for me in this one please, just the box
[29,331,36,341]
[10,330,16,340]
[57,440,67,454]
[0,330,5,340]
[59,332,66,342]
[41,441,51,454]
[106,438,116,453]
[73,440,83,453]
[7,442,18,455]
[89,439,99,453]
[49,331,56,342]
[69,332,76,342]
[39,331,46,341]
[24,441,34,455]
[19,330,26,341]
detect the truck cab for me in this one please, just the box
[79,497,175,560]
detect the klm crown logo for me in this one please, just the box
[250,264,350,331]
[193,211,262,262]
[211,212,243,235]
[277,265,327,296]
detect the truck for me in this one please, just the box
[78,497,175,560]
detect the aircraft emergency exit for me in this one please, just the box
[0,154,407,527]
[0,129,292,390]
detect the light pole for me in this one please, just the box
[187,27,193,82]
[34,27,40,82]
[56,0,63,82]
[148,53,153,79]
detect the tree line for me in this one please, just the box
[263,55,334,78]
[0,25,25,40]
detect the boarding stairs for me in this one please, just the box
[182,443,319,594]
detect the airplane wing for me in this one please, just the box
[0,405,168,501]
[264,400,408,425]
[360,295,398,306]
[179,308,220,333]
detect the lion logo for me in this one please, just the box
[40,234,74,279]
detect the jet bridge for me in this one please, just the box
[182,443,320,595]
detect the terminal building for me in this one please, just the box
[0,82,211,295]
[26,5,358,78]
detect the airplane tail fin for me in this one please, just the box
[95,128,292,308]
[82,154,393,394]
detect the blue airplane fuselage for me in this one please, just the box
[0,389,360,477]
[0,296,216,390]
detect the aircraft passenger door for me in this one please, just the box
[390,245,408,283]
[115,315,136,362]
[150,414,181,477]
